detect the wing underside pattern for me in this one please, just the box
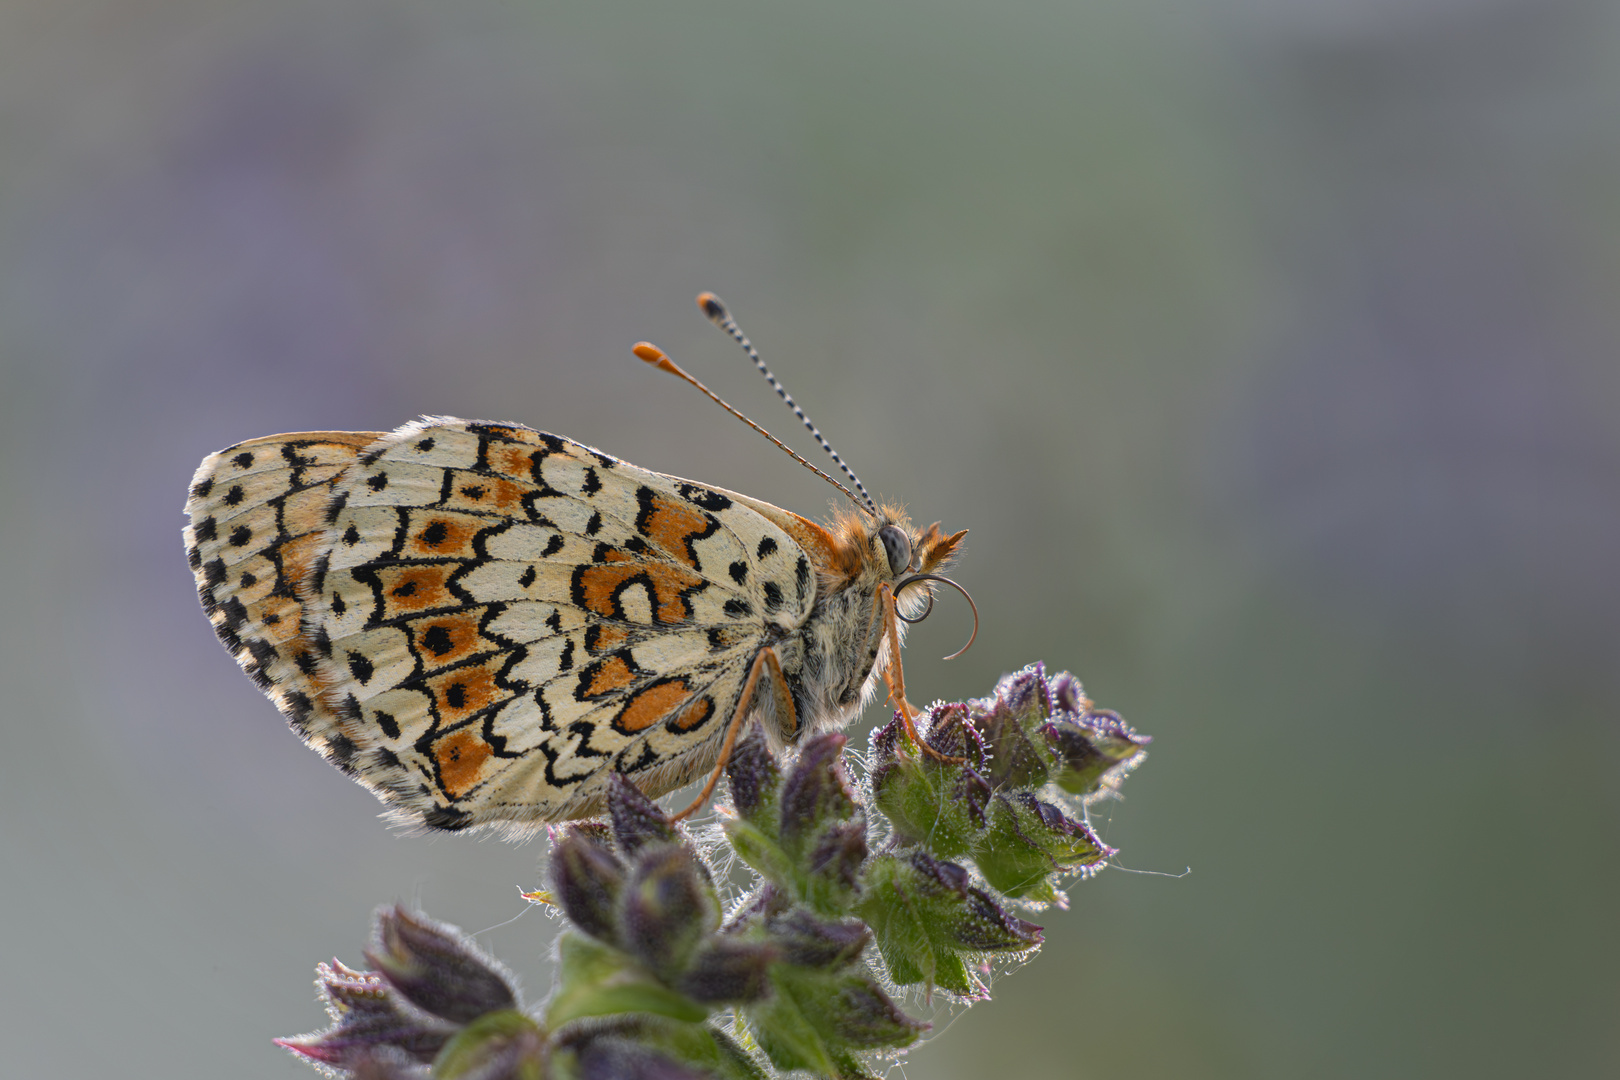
[185,417,816,832]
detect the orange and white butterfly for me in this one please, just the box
[183,295,969,836]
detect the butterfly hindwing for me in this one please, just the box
[301,417,815,832]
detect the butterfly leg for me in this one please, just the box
[878,584,964,764]
[670,645,795,822]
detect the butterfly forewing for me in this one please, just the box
[269,417,817,832]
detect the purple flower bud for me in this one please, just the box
[909,851,1043,952]
[922,702,985,764]
[275,961,452,1070]
[1044,711,1150,797]
[621,845,720,982]
[971,675,1052,790]
[577,1038,716,1080]
[871,711,905,762]
[1048,670,1089,715]
[952,882,1045,953]
[608,773,678,854]
[806,816,868,899]
[347,1046,434,1079]
[723,721,779,821]
[551,826,628,945]
[993,664,1049,720]
[676,938,779,1003]
[828,974,930,1047]
[362,906,519,1026]
[779,733,856,854]
[768,910,871,970]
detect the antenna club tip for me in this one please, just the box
[696,292,728,323]
[632,341,666,364]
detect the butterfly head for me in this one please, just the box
[827,506,969,621]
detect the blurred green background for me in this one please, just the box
[2,1,1617,1077]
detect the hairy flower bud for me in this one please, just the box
[275,961,453,1071]
[768,909,871,970]
[620,844,720,982]
[551,826,628,945]
[363,906,519,1026]
[1045,710,1150,798]
[608,773,679,854]
[723,721,779,823]
[976,793,1113,899]
[576,1038,715,1080]
[778,733,857,857]
[805,816,868,909]
[676,938,779,1004]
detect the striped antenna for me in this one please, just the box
[633,342,874,513]
[697,292,879,517]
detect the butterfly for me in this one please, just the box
[183,294,971,835]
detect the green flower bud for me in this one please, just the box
[974,793,1113,900]
[1044,710,1150,797]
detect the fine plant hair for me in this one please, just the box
[277,664,1149,1080]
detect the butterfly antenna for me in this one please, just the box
[633,342,872,510]
[697,292,879,517]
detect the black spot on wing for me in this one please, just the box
[422,625,454,656]
[678,484,732,512]
[374,711,401,740]
[729,561,747,584]
[518,566,536,588]
[348,651,375,684]
[757,536,777,559]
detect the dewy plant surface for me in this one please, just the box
[279,664,1150,1080]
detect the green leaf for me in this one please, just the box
[431,1010,543,1080]
[544,933,709,1028]
[722,817,794,888]
[855,855,975,995]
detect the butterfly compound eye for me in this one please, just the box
[879,524,913,577]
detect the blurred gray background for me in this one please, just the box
[2,0,1617,1077]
